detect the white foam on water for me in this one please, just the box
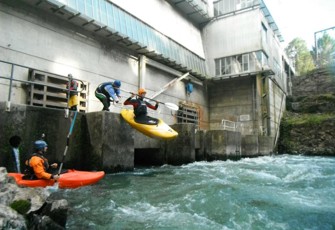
[58,155,335,229]
[115,201,229,229]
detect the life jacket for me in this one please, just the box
[67,80,78,96]
[134,99,147,117]
[23,153,49,180]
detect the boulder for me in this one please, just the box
[0,167,69,229]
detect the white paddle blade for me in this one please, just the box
[164,102,179,111]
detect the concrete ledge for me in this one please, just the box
[1,103,276,173]
[86,112,134,172]
[205,130,241,161]
[165,124,196,165]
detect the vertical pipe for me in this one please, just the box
[288,67,292,96]
[314,31,318,67]
[139,55,146,89]
[266,79,271,136]
[6,64,15,112]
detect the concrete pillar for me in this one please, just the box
[258,136,275,155]
[195,129,206,161]
[241,135,259,156]
[205,130,241,160]
[139,55,146,89]
[164,124,196,165]
[86,112,134,172]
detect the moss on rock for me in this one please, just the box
[10,199,31,215]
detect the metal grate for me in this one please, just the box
[28,70,88,112]
[177,103,199,126]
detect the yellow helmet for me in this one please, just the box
[138,88,147,95]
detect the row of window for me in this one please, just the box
[191,0,209,15]
[57,0,207,75]
[213,0,259,16]
[215,51,268,76]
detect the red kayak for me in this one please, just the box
[8,169,105,189]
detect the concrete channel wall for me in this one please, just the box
[0,102,273,173]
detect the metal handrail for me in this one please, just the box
[221,119,236,131]
[0,60,84,111]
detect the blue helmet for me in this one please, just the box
[34,140,48,150]
[113,80,121,88]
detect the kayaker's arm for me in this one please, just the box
[146,101,158,110]
[123,93,136,106]
[30,157,53,180]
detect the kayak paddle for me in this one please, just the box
[48,110,78,191]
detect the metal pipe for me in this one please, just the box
[6,64,15,111]
[0,76,84,93]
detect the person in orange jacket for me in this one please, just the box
[24,140,60,180]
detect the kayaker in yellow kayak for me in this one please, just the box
[123,88,159,124]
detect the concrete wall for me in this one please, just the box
[202,7,288,94]
[0,1,209,127]
[208,76,257,134]
[0,1,283,160]
[268,80,286,138]
[203,10,262,76]
[205,130,242,161]
[207,75,280,154]
[85,112,134,172]
[0,102,101,172]
[110,0,205,58]
[1,103,260,173]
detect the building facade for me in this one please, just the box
[0,0,294,152]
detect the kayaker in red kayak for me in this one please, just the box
[23,140,60,181]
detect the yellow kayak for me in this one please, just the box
[120,109,178,140]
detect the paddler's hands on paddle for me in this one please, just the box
[51,174,60,181]
[50,163,58,168]
[115,95,121,103]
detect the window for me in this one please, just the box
[242,54,249,71]
[261,23,267,44]
[273,58,281,78]
[214,0,257,16]
[241,0,253,8]
[225,57,232,74]
[257,51,269,68]
[215,51,270,77]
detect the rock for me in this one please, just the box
[0,204,26,230]
[0,167,69,229]
[28,198,68,229]
[27,215,65,230]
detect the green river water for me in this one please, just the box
[51,155,335,230]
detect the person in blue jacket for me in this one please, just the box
[95,80,121,111]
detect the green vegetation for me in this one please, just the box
[312,33,335,67]
[10,199,31,215]
[283,113,335,126]
[285,38,315,75]
[316,93,335,101]
[285,33,335,76]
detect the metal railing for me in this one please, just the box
[221,119,236,131]
[0,60,84,112]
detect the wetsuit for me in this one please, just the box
[95,82,120,111]
[124,97,159,124]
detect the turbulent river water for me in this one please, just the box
[51,155,335,230]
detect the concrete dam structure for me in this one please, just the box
[1,102,259,172]
[0,0,294,172]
